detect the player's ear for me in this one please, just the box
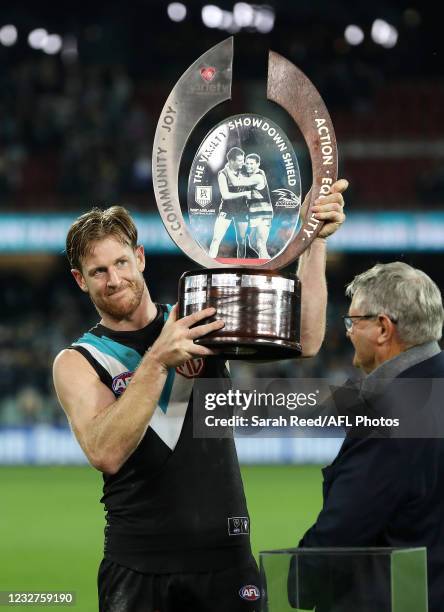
[71,269,88,293]
[135,245,145,272]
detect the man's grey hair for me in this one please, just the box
[346,262,444,346]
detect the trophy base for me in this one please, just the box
[178,268,301,360]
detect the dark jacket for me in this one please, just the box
[298,351,444,612]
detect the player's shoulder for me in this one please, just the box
[53,348,104,410]
[53,347,94,379]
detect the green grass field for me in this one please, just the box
[1,465,323,610]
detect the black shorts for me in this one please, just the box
[219,198,249,222]
[248,202,273,227]
[98,557,261,612]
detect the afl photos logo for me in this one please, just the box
[239,585,261,601]
[175,358,204,378]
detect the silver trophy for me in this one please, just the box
[152,37,337,359]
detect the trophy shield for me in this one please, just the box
[152,37,337,359]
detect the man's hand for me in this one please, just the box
[149,305,224,371]
[301,178,348,240]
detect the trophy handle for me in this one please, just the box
[266,50,338,269]
[152,37,234,269]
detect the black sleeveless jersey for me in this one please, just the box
[219,167,245,199]
[249,169,273,216]
[71,304,251,573]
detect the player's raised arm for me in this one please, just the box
[298,179,348,357]
[225,165,263,188]
[53,306,223,475]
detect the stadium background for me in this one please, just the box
[0,0,442,608]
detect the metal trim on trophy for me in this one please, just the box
[152,37,337,359]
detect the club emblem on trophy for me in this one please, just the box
[152,37,337,359]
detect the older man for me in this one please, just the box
[299,262,444,612]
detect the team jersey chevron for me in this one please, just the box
[72,326,196,452]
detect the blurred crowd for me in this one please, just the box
[0,270,94,425]
[1,52,444,213]
[0,56,154,209]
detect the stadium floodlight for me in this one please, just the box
[167,2,187,22]
[371,18,398,48]
[220,10,234,30]
[344,24,364,46]
[202,5,223,28]
[381,27,398,48]
[0,24,18,47]
[233,3,254,28]
[226,19,241,33]
[254,7,275,33]
[42,34,62,55]
[28,28,48,49]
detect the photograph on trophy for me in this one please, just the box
[187,114,302,264]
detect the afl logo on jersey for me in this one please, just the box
[239,585,260,601]
[175,358,204,379]
[112,371,134,395]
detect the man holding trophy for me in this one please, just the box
[53,180,346,612]
[53,36,347,612]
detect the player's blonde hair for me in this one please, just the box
[66,206,138,270]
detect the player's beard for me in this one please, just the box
[92,276,145,321]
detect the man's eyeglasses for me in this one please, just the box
[342,314,398,332]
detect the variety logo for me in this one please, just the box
[176,358,204,379]
[200,66,216,82]
[239,585,261,601]
[112,371,134,395]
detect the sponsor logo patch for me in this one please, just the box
[228,516,249,536]
[175,358,204,379]
[112,371,134,395]
[239,585,260,601]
